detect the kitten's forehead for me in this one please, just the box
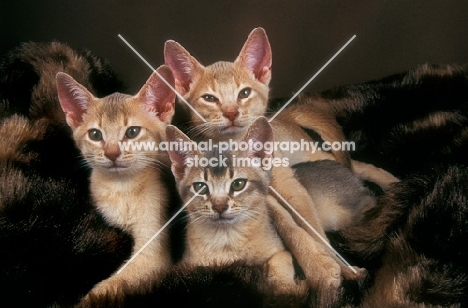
[205,62,239,82]
[87,93,135,124]
[202,62,253,86]
[198,150,261,180]
[203,149,234,179]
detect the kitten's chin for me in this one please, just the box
[101,165,130,173]
[210,215,237,226]
[108,166,129,172]
[218,125,247,138]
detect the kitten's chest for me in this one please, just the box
[90,172,164,230]
[187,223,283,265]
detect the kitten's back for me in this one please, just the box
[293,160,376,230]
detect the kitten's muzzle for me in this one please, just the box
[223,108,239,122]
[104,144,121,162]
[212,202,228,214]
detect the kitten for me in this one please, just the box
[164,27,397,185]
[166,117,307,295]
[292,160,376,231]
[164,27,378,286]
[0,42,131,306]
[56,65,176,297]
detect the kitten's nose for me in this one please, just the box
[223,108,239,122]
[104,145,121,162]
[211,197,229,214]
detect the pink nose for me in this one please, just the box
[104,148,120,162]
[211,196,229,214]
[223,109,239,122]
[212,203,228,214]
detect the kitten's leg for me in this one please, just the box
[266,194,342,289]
[264,250,308,295]
[266,183,366,282]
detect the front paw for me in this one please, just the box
[76,277,125,307]
[316,256,342,289]
[264,251,309,295]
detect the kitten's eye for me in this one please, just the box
[202,94,219,103]
[125,126,141,139]
[88,129,103,141]
[231,179,247,191]
[238,88,251,99]
[193,182,209,195]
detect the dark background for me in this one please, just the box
[2,0,468,98]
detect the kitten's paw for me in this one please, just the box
[341,265,367,281]
[77,277,125,306]
[264,251,308,295]
[307,254,342,289]
[324,264,342,289]
[264,251,295,282]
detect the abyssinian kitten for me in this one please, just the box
[164,27,379,285]
[56,65,176,296]
[163,27,397,185]
[0,42,131,306]
[166,117,307,294]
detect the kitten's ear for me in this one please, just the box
[165,125,197,180]
[241,116,274,164]
[56,72,95,128]
[235,27,272,85]
[164,40,203,95]
[136,65,176,124]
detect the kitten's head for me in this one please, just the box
[164,27,271,140]
[166,117,274,226]
[56,65,176,175]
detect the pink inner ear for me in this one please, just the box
[56,72,92,128]
[237,28,272,84]
[159,101,175,122]
[241,117,274,160]
[140,66,176,123]
[164,41,201,94]
[166,125,194,179]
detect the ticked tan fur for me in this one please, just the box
[166,119,307,295]
[164,27,386,290]
[56,66,176,298]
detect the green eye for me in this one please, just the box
[231,179,247,191]
[125,126,141,139]
[238,87,251,99]
[88,129,102,141]
[193,182,209,195]
[202,94,219,103]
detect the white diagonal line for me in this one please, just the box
[118,34,207,123]
[269,35,356,123]
[117,188,205,274]
[268,186,357,273]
